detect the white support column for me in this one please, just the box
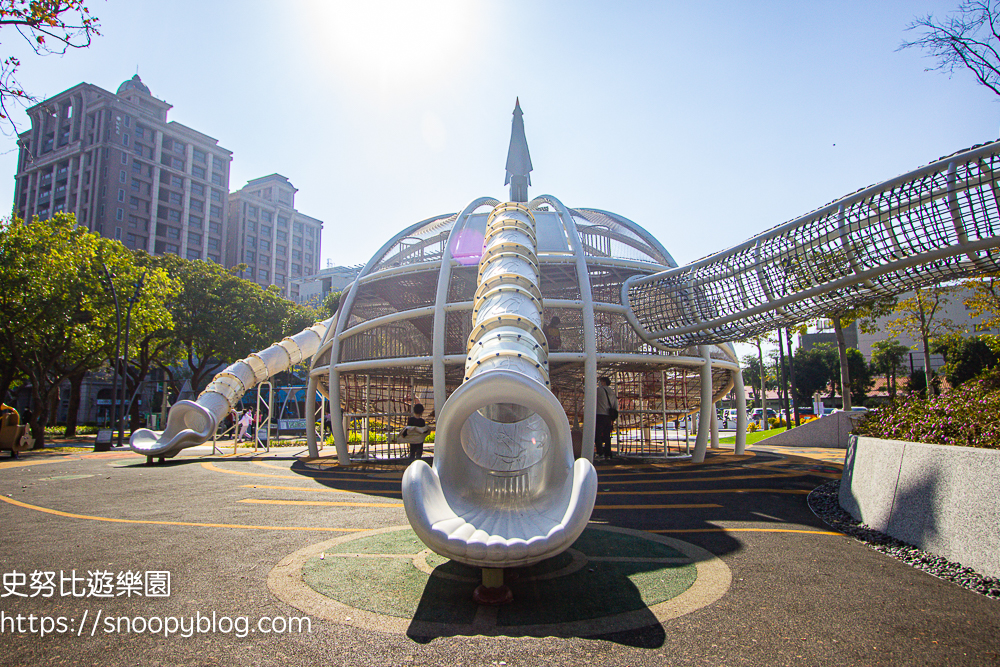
[537,195,597,461]
[710,404,720,449]
[731,344,748,455]
[432,197,497,422]
[692,345,713,463]
[306,375,320,457]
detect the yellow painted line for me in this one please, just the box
[649,527,842,536]
[201,462,397,493]
[0,495,365,532]
[0,458,68,470]
[594,504,722,510]
[596,488,811,496]
[240,484,399,496]
[239,498,403,508]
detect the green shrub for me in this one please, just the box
[854,368,1000,449]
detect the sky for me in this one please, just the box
[1,1,997,331]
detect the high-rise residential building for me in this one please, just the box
[13,75,233,261]
[227,174,323,298]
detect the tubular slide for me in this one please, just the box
[401,202,598,568]
[129,319,331,459]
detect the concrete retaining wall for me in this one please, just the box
[757,412,861,448]
[840,435,1000,578]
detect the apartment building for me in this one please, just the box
[13,75,233,261]
[227,174,323,298]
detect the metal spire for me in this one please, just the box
[504,98,533,203]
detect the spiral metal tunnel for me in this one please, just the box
[401,202,598,568]
[129,319,331,458]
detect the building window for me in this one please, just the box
[186,249,200,260]
[260,225,271,236]
[116,209,123,221]
[246,236,256,248]
[210,190,222,202]
[121,152,128,164]
[169,192,182,206]
[208,254,220,263]
[276,259,286,270]
[209,204,222,218]
[292,263,301,274]
[293,236,302,247]
[277,216,288,228]
[167,209,181,223]
[131,178,140,191]
[208,238,221,251]
[192,166,206,179]
[277,245,286,256]
[211,172,223,186]
[259,269,269,281]
[261,210,272,222]
[276,274,285,285]
[276,230,287,242]
[248,205,257,219]
[191,182,204,196]
[209,221,221,234]
[292,249,302,260]
[129,196,139,209]
[122,134,129,147]
[293,222,303,233]
[193,148,206,163]
[171,175,184,188]
[117,189,125,202]
[259,239,270,251]
[188,232,202,246]
[119,170,126,183]
[115,227,122,239]
[165,243,179,254]
[188,215,202,228]
[244,250,255,263]
[190,199,203,212]
[166,226,180,240]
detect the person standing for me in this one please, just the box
[543,315,562,351]
[595,376,618,460]
[405,403,430,460]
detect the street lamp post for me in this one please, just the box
[116,272,146,449]
[99,264,122,452]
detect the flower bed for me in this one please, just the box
[853,368,1000,449]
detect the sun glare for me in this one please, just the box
[314,0,477,92]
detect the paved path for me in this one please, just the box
[0,443,997,666]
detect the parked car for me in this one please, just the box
[748,408,777,421]
[831,406,869,414]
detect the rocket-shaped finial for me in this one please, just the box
[504,98,533,203]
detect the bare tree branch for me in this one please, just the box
[900,0,1000,96]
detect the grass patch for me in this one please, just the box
[719,427,788,445]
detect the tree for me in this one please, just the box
[158,258,297,395]
[0,214,172,445]
[323,290,342,318]
[846,348,875,406]
[0,1,100,128]
[871,339,910,399]
[943,335,1000,386]
[900,1,1000,97]
[740,353,774,410]
[824,297,897,411]
[884,286,963,395]
[963,272,1000,329]
[792,344,839,407]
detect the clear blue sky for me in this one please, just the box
[1,1,997,275]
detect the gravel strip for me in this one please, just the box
[808,479,1000,600]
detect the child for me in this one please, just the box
[405,403,430,460]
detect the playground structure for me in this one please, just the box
[401,203,598,571]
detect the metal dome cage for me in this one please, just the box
[304,195,743,463]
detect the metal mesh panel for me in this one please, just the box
[340,318,433,362]
[627,142,1000,347]
[370,214,457,273]
[539,263,581,300]
[571,208,675,266]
